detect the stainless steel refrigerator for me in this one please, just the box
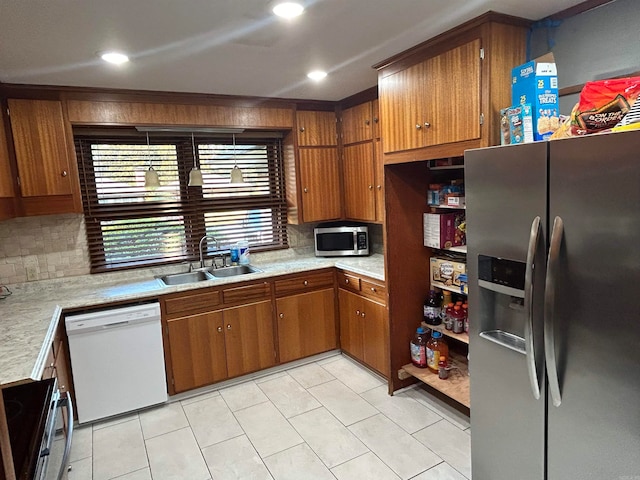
[465,130,640,480]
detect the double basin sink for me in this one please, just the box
[158,265,262,286]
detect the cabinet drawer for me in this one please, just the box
[275,270,335,296]
[223,282,271,304]
[337,272,361,292]
[361,279,386,303]
[164,289,221,317]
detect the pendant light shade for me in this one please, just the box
[144,133,161,189]
[229,134,245,184]
[188,132,203,187]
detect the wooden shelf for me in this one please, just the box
[444,245,467,254]
[437,284,468,296]
[422,321,469,345]
[400,350,470,408]
[428,204,466,210]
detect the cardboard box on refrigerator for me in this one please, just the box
[430,257,467,293]
[512,53,560,141]
[423,212,465,249]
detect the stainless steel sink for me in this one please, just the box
[158,270,213,286]
[209,265,263,278]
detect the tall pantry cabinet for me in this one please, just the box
[376,13,529,405]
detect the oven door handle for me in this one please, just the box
[57,392,74,480]
[40,389,61,458]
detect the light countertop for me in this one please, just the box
[0,251,384,388]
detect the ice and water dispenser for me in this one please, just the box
[476,255,529,354]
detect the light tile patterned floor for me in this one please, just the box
[67,354,471,480]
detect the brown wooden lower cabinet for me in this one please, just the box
[338,289,389,377]
[166,300,275,393]
[224,300,276,378]
[167,311,227,393]
[276,287,337,363]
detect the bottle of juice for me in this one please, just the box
[423,290,441,325]
[440,291,452,323]
[426,331,448,373]
[452,305,464,334]
[410,327,429,368]
[444,302,454,330]
[462,302,469,333]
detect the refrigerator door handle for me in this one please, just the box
[545,216,564,407]
[524,216,542,400]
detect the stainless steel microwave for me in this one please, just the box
[314,225,369,257]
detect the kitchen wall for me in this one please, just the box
[530,0,638,113]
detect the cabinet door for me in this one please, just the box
[342,102,373,145]
[276,288,337,363]
[343,142,375,222]
[361,297,389,377]
[224,300,275,378]
[296,111,337,146]
[339,289,364,360]
[0,121,14,198]
[8,99,73,197]
[372,99,380,140]
[374,139,384,223]
[167,311,227,393]
[430,39,482,145]
[379,60,432,153]
[299,148,341,222]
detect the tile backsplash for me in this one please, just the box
[0,214,90,284]
[0,216,382,284]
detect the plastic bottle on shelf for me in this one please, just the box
[438,355,449,379]
[410,327,429,368]
[230,244,240,265]
[426,331,448,373]
[444,302,455,330]
[423,290,441,325]
[440,291,452,323]
[452,305,465,334]
[462,302,469,333]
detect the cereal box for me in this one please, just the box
[500,104,534,144]
[512,53,560,141]
[423,212,465,249]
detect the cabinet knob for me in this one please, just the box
[376,185,382,190]
[299,127,305,133]
[373,117,379,124]
[368,185,373,190]
[415,124,422,130]
[424,122,431,128]
[227,324,232,330]
[361,312,366,318]
[371,287,376,292]
[356,310,360,316]
[303,280,308,286]
[345,278,349,284]
[61,170,68,177]
[217,326,223,333]
[279,313,284,318]
[365,119,370,125]
[303,187,308,193]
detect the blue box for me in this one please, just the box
[500,104,534,144]
[511,53,560,141]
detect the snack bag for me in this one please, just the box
[571,77,640,135]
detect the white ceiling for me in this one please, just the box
[0,0,587,101]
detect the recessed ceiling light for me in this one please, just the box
[100,51,130,65]
[307,70,327,81]
[272,2,304,18]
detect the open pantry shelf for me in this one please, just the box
[437,284,468,296]
[428,204,466,210]
[422,321,469,345]
[400,350,470,408]
[446,245,467,254]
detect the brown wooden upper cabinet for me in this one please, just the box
[296,110,337,146]
[341,100,383,223]
[298,147,342,222]
[8,99,74,197]
[376,14,528,163]
[0,122,14,199]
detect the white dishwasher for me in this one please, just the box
[66,302,167,424]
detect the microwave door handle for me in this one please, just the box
[545,216,564,407]
[57,392,75,480]
[524,216,542,400]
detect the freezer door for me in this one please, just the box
[465,141,547,480]
[547,131,640,479]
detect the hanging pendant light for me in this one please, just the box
[144,132,160,189]
[230,133,244,184]
[188,132,203,187]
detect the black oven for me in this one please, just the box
[3,378,74,480]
